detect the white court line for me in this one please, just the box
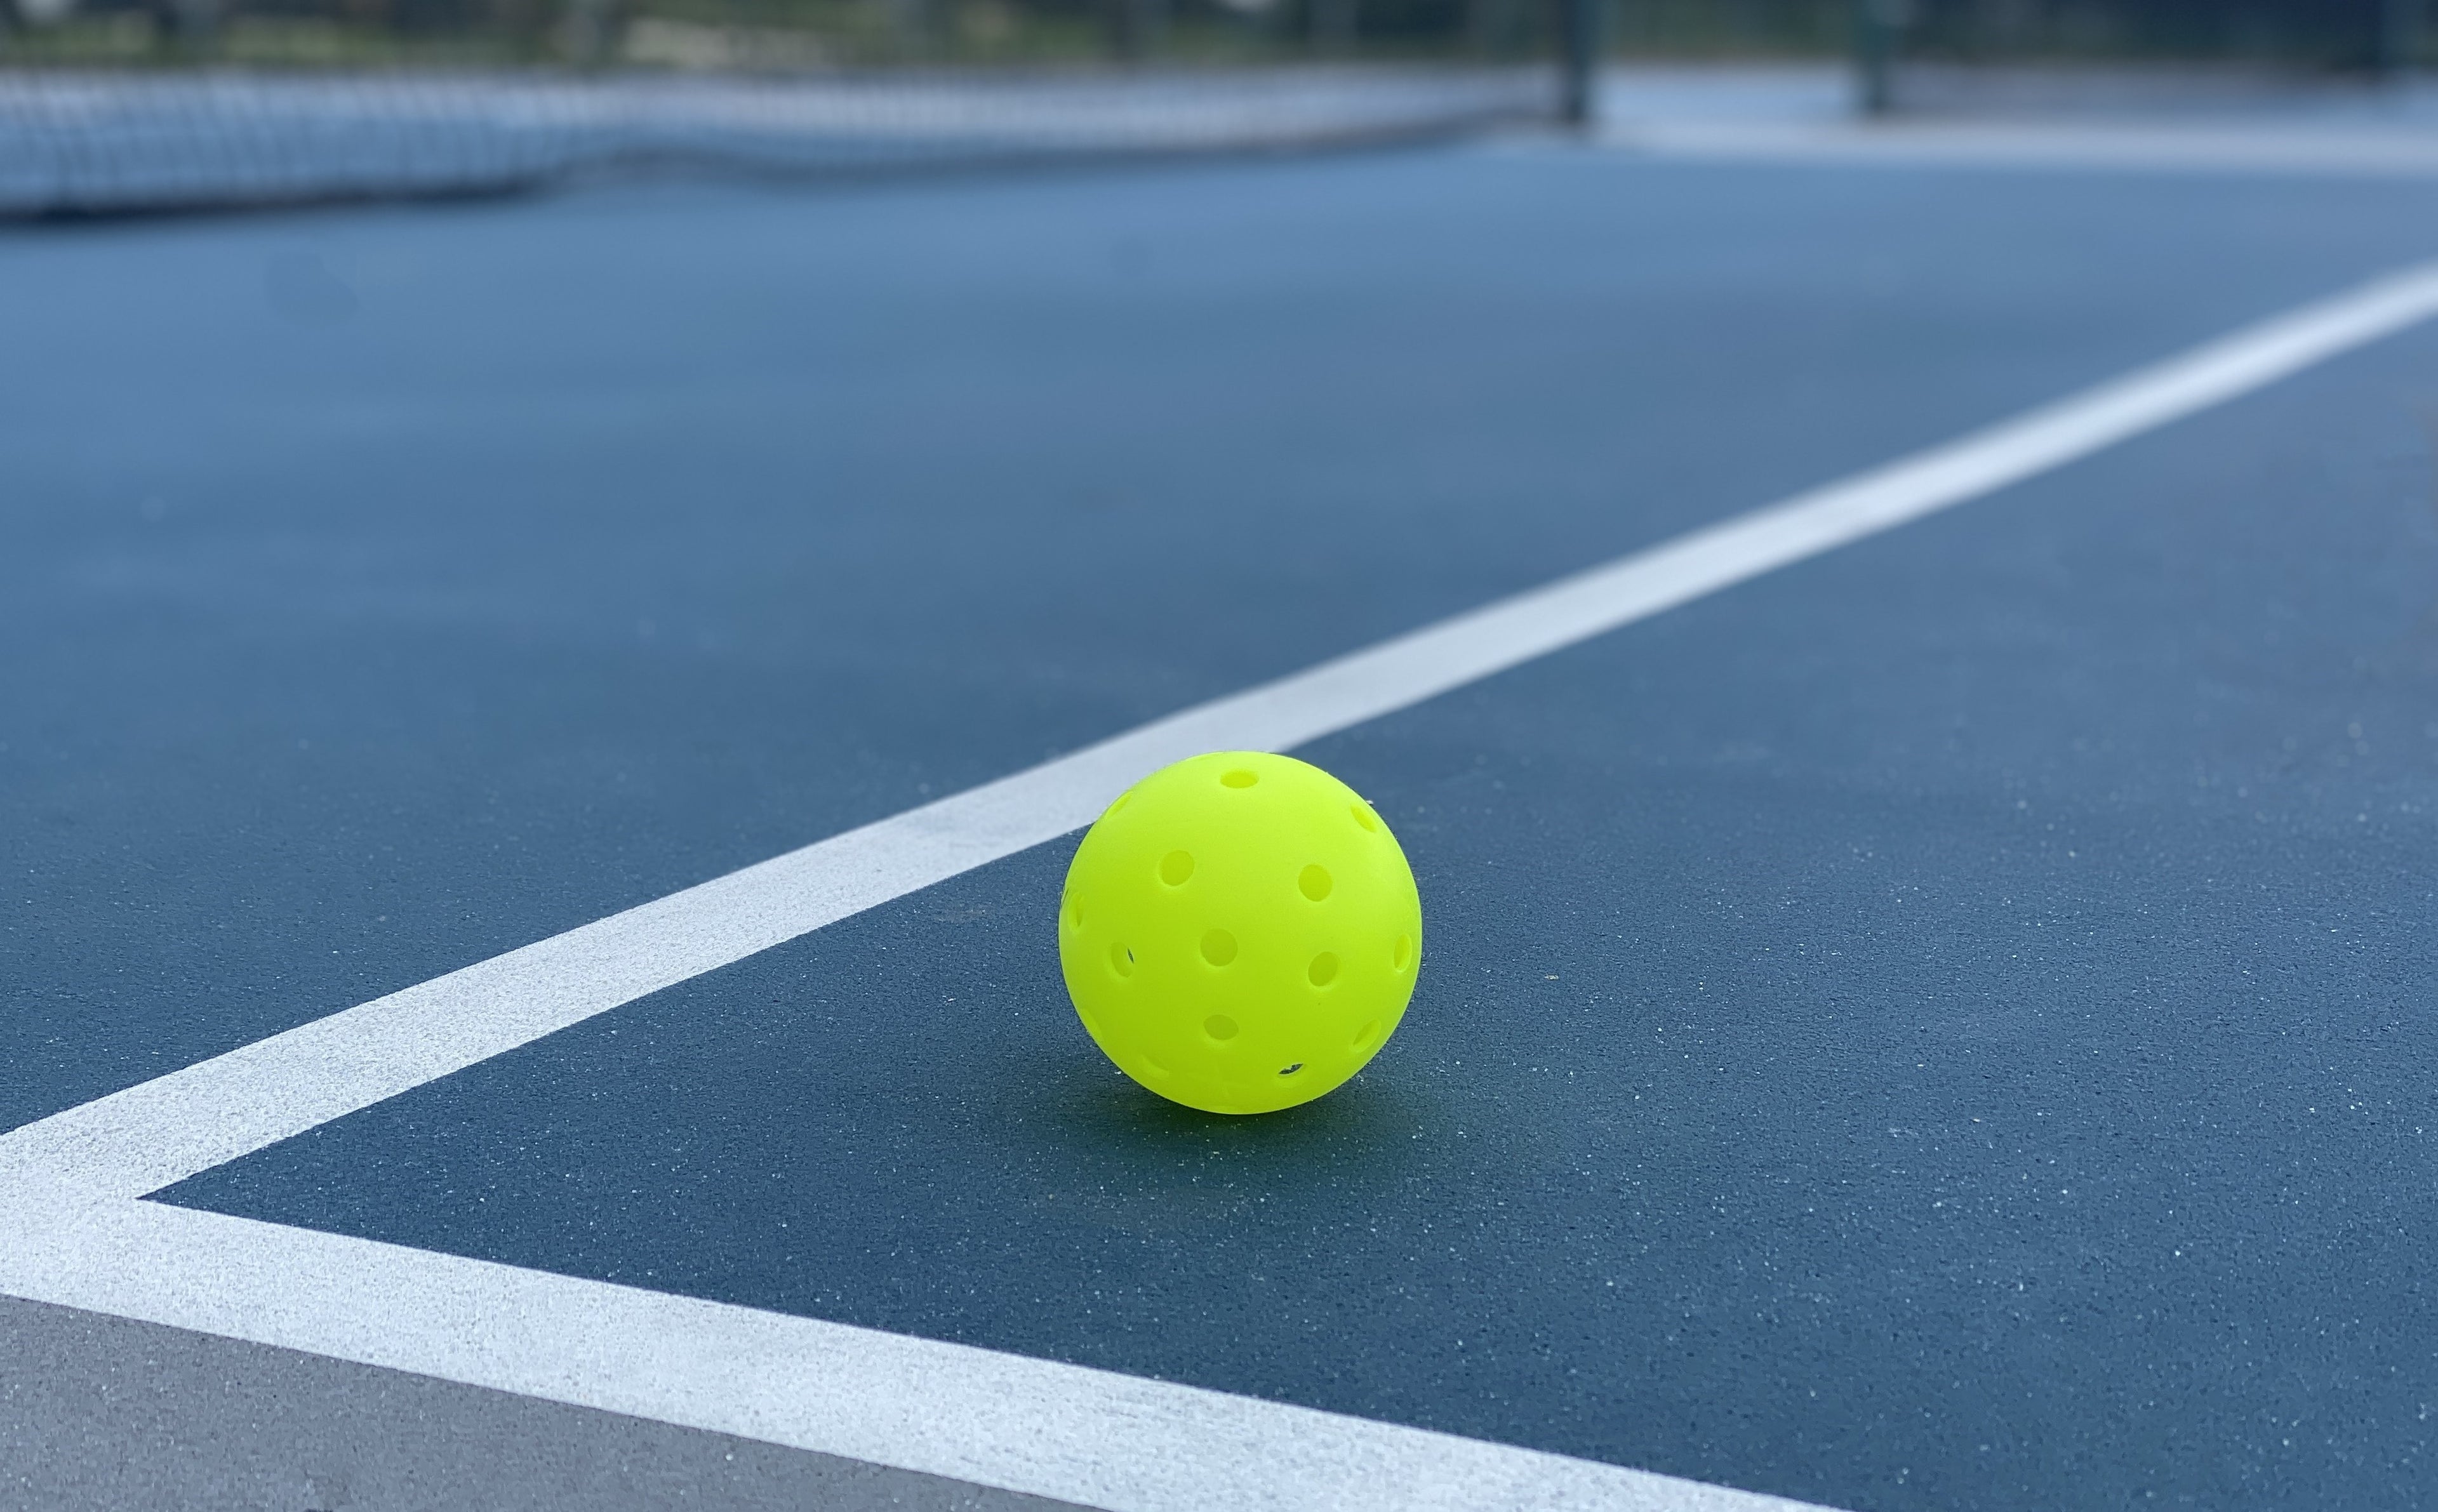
[1607,117,2438,178]
[8,257,2438,1203]
[1,1176,1832,1512]
[6,258,2438,1512]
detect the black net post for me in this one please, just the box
[1853,0,1902,116]
[1557,0,1600,128]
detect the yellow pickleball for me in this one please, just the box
[1058,751,1422,1115]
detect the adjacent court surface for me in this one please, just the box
[5,108,2437,1512]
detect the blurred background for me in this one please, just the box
[0,0,2421,74]
[3,0,2433,216]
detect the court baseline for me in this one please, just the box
[1613,117,2438,178]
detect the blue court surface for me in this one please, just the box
[6,125,2438,1512]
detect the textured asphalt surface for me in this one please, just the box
[0,1294,1065,1512]
[8,144,2438,1511]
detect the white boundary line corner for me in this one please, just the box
[4,1176,1836,1512]
[9,256,2438,1512]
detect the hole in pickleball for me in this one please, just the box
[1392,934,1413,972]
[1298,864,1332,902]
[1307,952,1339,987]
[1352,1019,1381,1050]
[1204,1014,1239,1042]
[1200,929,1237,966]
[1110,942,1135,978]
[1278,1063,1304,1077]
[1221,769,1258,789]
[1065,894,1083,929]
[1350,803,1380,833]
[1160,850,1195,886]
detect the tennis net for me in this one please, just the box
[0,63,1558,215]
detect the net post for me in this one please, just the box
[1853,0,1900,117]
[1557,0,1601,129]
